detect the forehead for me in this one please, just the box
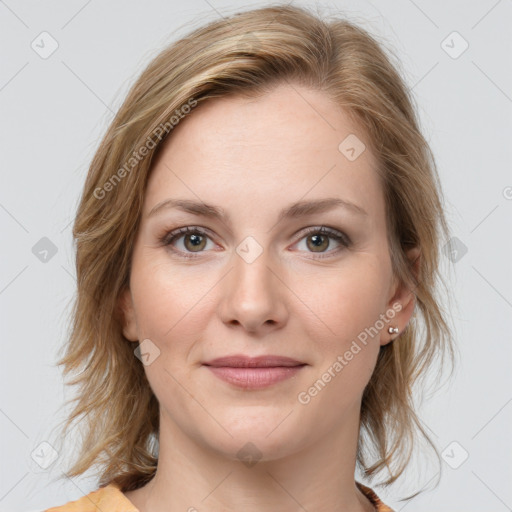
[144,83,384,222]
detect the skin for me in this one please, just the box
[119,82,418,512]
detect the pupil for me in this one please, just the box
[190,234,202,246]
[312,235,323,246]
[308,234,328,252]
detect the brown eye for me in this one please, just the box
[161,226,214,258]
[306,233,330,252]
[183,232,207,252]
[294,226,351,258]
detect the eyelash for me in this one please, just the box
[158,225,351,260]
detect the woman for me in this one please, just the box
[44,4,456,511]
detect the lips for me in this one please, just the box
[202,355,307,389]
[202,355,305,368]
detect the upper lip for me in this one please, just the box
[203,355,306,368]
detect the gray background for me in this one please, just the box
[1,0,511,510]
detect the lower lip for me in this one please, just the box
[204,365,305,389]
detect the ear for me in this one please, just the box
[381,246,420,347]
[117,286,139,342]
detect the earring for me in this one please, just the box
[388,326,399,334]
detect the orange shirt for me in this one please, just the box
[44,480,394,511]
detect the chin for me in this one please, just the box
[213,434,304,465]
[196,408,310,463]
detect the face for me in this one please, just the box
[119,82,417,462]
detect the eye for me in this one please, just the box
[293,226,351,258]
[159,226,216,259]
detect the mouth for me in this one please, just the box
[202,355,307,389]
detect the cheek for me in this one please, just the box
[129,258,214,406]
[293,263,388,413]
[296,255,390,345]
[130,254,215,342]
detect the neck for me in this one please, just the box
[124,405,374,512]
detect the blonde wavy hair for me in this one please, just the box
[50,3,457,499]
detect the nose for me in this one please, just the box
[217,244,289,334]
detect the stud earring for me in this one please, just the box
[388,326,399,334]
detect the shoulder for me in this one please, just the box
[42,483,139,512]
[356,480,395,512]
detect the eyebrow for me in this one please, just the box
[147,197,367,223]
